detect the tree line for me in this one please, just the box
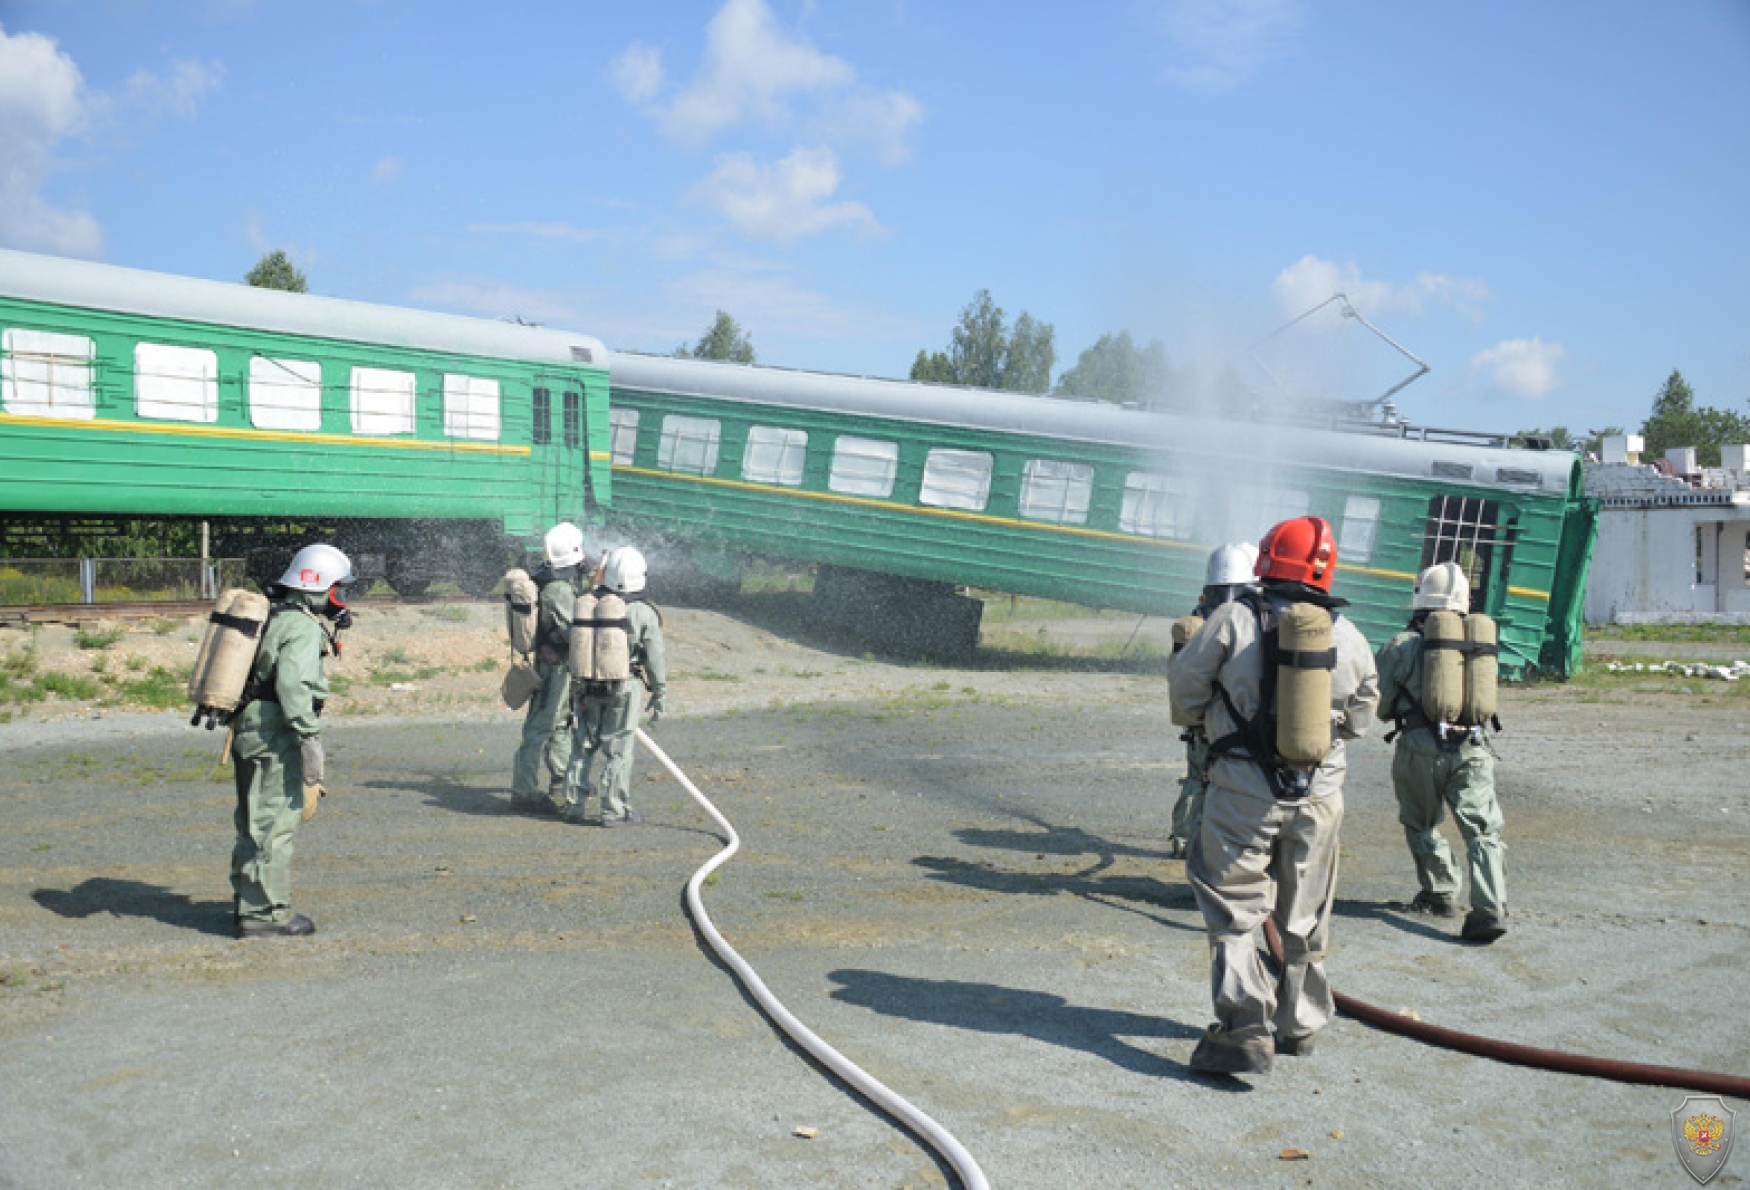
[1517,370,1750,467]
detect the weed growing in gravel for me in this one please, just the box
[379,646,414,666]
[693,670,740,683]
[147,617,181,635]
[73,625,124,650]
[419,606,473,623]
[470,658,499,672]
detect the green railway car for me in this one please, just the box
[604,353,1598,676]
[0,249,610,593]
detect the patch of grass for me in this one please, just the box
[328,674,355,696]
[73,625,124,650]
[693,670,741,683]
[105,665,189,710]
[33,671,103,701]
[147,617,182,635]
[419,605,473,623]
[379,646,414,666]
[470,657,500,672]
[365,665,445,686]
[1589,623,1750,645]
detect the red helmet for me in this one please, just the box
[1255,516,1338,592]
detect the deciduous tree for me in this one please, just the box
[676,310,756,363]
[245,250,307,292]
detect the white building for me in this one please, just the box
[1584,437,1750,623]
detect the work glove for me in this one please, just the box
[646,689,667,726]
[299,735,326,785]
[301,782,326,823]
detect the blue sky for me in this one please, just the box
[3,0,1747,439]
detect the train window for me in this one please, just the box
[1018,459,1093,525]
[1120,472,1194,538]
[563,390,581,449]
[1339,495,1382,564]
[532,387,551,445]
[920,449,994,512]
[248,357,322,431]
[657,414,720,475]
[443,374,501,441]
[743,426,808,486]
[351,366,416,435]
[1,328,95,419]
[828,435,898,498]
[609,408,639,464]
[1421,494,1499,611]
[134,342,218,423]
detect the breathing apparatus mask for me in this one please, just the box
[324,584,353,630]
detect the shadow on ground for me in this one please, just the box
[32,877,234,937]
[827,968,1235,1088]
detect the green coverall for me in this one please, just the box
[230,591,329,926]
[511,569,577,809]
[1375,627,1507,918]
[574,597,666,823]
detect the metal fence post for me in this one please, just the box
[80,558,96,604]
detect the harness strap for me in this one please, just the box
[209,610,266,637]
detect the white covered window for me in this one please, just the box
[920,448,993,512]
[135,342,218,423]
[828,436,899,498]
[742,425,807,486]
[443,373,500,441]
[2,328,95,419]
[609,408,639,464]
[657,414,721,475]
[248,357,322,431]
[1339,495,1383,564]
[1018,459,1093,525]
[1121,472,1193,538]
[1253,488,1311,540]
[351,366,416,435]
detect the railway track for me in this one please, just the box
[0,594,488,628]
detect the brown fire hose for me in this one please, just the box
[1262,920,1750,1099]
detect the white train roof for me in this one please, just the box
[0,248,604,369]
[609,352,1580,494]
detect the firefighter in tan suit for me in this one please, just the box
[1168,516,1379,1076]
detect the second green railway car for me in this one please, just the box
[604,352,1597,676]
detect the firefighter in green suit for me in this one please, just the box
[511,522,586,814]
[230,543,352,939]
[563,546,667,828]
[1375,562,1508,944]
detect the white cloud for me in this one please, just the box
[409,278,590,329]
[662,258,918,345]
[692,147,880,243]
[0,23,101,256]
[0,25,225,258]
[639,0,922,161]
[609,42,665,104]
[1158,0,1305,94]
[1272,255,1492,322]
[464,221,602,244]
[1470,337,1564,400]
[371,156,405,186]
[120,58,225,120]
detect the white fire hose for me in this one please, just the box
[635,727,990,1190]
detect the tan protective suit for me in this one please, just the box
[1167,590,1379,1055]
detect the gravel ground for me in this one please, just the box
[1,601,1747,1188]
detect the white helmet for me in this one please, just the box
[277,543,355,592]
[1413,562,1470,612]
[544,521,585,569]
[601,546,648,595]
[1205,542,1258,588]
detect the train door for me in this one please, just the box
[1419,494,1515,613]
[532,374,588,526]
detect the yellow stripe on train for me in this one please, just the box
[613,466,1552,602]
